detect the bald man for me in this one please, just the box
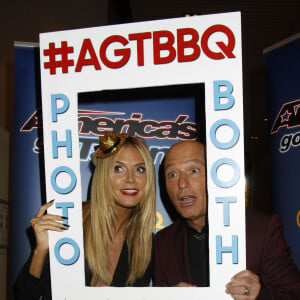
[154,141,300,299]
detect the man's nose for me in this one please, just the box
[178,173,189,189]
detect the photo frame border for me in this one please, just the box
[39,12,246,299]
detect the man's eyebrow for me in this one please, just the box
[164,163,175,171]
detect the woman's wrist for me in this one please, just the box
[29,248,49,278]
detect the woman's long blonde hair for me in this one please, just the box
[83,136,155,285]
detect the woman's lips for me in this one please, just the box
[121,189,139,196]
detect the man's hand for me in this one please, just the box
[225,270,261,299]
[175,282,196,287]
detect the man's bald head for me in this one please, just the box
[164,140,207,231]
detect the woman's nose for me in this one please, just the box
[126,171,135,183]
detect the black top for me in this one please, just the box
[186,224,209,287]
[15,241,153,300]
[85,241,153,287]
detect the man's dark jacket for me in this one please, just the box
[154,209,300,299]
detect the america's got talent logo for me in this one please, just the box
[271,99,300,153]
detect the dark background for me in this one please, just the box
[1,0,299,216]
[1,1,299,299]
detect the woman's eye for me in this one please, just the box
[114,165,123,173]
[137,166,146,173]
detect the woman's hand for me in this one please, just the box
[29,200,68,278]
[31,199,68,251]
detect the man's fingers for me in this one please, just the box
[226,270,261,299]
[232,270,259,282]
[229,277,253,288]
[175,282,196,287]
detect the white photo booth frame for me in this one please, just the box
[39,12,245,299]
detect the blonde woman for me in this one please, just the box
[15,132,156,298]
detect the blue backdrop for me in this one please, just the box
[264,35,300,268]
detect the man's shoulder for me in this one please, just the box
[246,208,280,227]
[245,208,283,245]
